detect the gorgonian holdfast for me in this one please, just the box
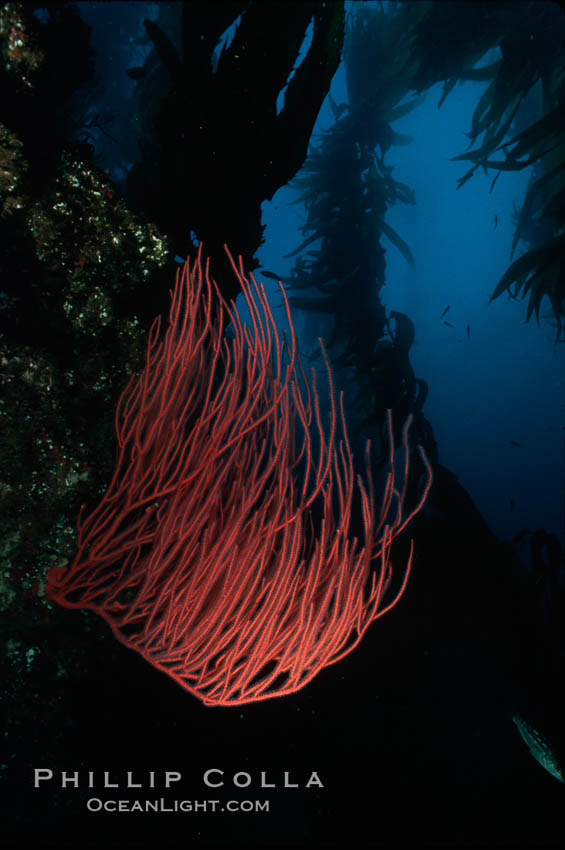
[46,245,432,706]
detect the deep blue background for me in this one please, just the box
[73,0,564,551]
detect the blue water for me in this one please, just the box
[73,0,564,548]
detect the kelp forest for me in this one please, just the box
[1,2,564,848]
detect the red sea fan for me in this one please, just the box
[46,246,432,706]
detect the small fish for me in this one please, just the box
[508,439,522,448]
[510,497,516,512]
[443,321,454,328]
[440,305,450,320]
[494,215,498,230]
[513,714,563,783]
[260,270,281,281]
[127,66,147,81]
[466,324,471,337]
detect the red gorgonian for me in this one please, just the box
[46,246,432,706]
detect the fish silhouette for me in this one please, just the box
[513,715,563,783]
